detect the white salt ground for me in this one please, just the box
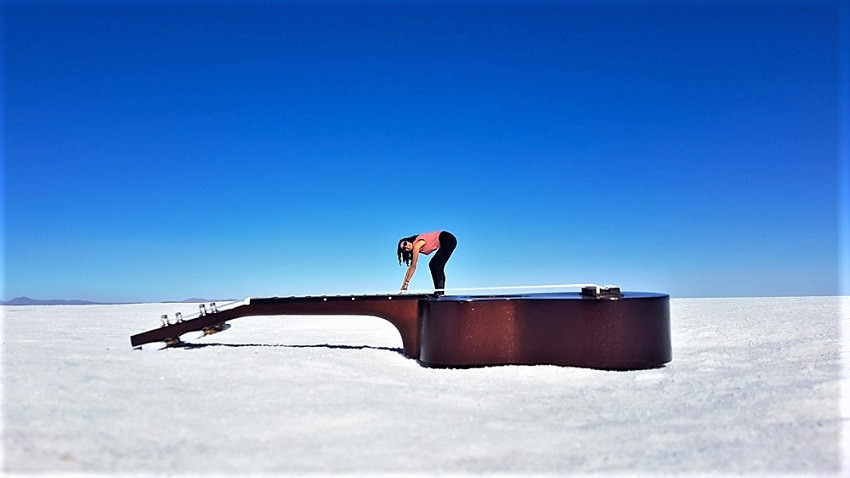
[1,297,848,476]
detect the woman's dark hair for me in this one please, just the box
[397,234,418,266]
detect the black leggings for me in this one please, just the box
[429,231,457,290]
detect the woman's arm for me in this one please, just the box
[401,240,425,290]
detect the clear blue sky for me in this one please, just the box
[2,1,847,302]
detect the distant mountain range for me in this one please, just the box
[0,297,237,306]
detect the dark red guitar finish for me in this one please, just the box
[130,290,671,370]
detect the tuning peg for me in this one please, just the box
[210,302,218,313]
[175,312,183,323]
[161,314,169,326]
[199,304,207,316]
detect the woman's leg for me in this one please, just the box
[429,232,457,291]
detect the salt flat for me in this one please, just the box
[2,297,848,476]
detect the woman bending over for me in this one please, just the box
[397,231,457,294]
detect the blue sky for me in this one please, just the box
[2,1,847,301]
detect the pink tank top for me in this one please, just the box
[415,231,442,255]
